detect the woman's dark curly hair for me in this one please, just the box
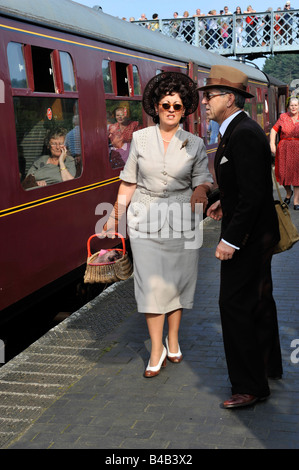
[142,72,199,123]
[152,77,193,124]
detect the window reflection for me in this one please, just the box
[132,65,141,95]
[60,51,77,92]
[206,119,220,145]
[102,60,113,93]
[106,100,143,169]
[7,42,28,88]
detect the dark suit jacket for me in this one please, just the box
[215,111,279,249]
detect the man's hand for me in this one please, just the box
[215,240,235,260]
[207,200,223,221]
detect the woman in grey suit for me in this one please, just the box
[104,72,213,378]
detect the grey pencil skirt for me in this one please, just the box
[129,230,200,314]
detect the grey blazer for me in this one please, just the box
[120,125,213,233]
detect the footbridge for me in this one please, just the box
[133,9,299,59]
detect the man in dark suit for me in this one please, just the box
[199,65,283,409]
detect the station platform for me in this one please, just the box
[1,194,299,450]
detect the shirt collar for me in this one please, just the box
[219,110,243,137]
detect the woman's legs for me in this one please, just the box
[145,308,183,366]
[284,184,293,199]
[166,309,182,353]
[145,313,165,367]
[293,186,299,205]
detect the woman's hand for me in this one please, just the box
[190,184,211,212]
[270,143,276,156]
[58,146,67,166]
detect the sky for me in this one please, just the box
[73,0,290,19]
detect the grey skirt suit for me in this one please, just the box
[120,125,213,314]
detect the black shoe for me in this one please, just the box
[284,190,293,205]
[294,205,299,210]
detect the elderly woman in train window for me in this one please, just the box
[23,127,76,188]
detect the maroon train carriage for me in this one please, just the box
[0,0,288,319]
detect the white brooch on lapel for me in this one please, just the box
[220,156,228,164]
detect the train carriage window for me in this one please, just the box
[31,46,55,93]
[14,97,82,189]
[102,60,113,93]
[116,62,130,96]
[256,88,264,129]
[7,42,28,88]
[106,100,143,169]
[59,52,77,92]
[103,60,142,97]
[244,101,252,117]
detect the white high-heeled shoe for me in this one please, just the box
[144,346,167,378]
[165,336,183,363]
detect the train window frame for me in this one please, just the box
[7,42,79,97]
[102,60,143,169]
[15,96,82,190]
[102,60,142,98]
[7,42,82,190]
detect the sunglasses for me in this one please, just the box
[202,92,228,101]
[159,103,183,111]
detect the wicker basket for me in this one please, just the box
[84,233,133,284]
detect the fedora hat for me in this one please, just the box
[198,65,254,98]
[142,72,199,118]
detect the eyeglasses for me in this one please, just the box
[50,142,64,147]
[202,92,228,101]
[159,103,183,111]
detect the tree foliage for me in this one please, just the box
[263,54,299,85]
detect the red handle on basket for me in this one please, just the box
[86,232,126,258]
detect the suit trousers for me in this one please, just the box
[219,241,283,397]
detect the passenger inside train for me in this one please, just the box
[22,127,76,188]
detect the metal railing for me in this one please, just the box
[133,10,299,56]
